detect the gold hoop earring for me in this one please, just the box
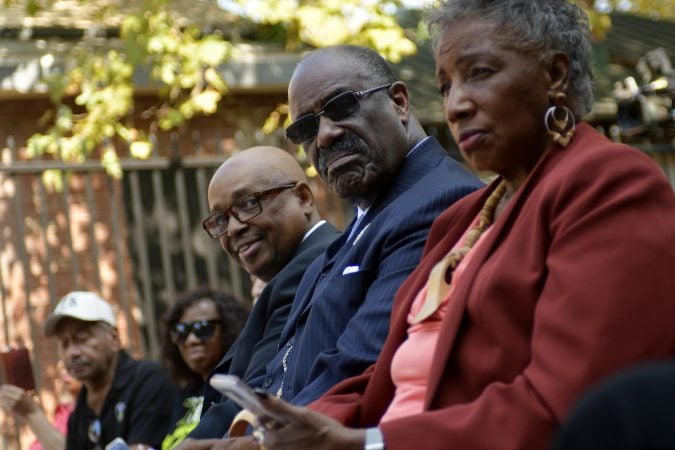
[544,93,575,147]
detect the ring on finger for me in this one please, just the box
[253,428,267,450]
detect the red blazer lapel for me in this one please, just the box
[422,137,580,407]
[423,179,508,406]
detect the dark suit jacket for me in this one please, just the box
[311,124,675,450]
[263,137,482,406]
[188,221,340,439]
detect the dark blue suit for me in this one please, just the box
[262,137,483,406]
[188,222,340,439]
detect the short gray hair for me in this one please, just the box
[427,0,594,117]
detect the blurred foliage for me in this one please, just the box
[221,0,416,61]
[3,0,671,178]
[2,0,417,178]
[580,0,675,40]
[236,0,418,144]
[12,0,232,178]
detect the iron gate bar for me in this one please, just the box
[60,174,80,289]
[172,135,198,291]
[150,136,177,311]
[151,164,177,308]
[0,263,8,347]
[128,171,155,358]
[37,179,57,313]
[107,176,139,356]
[193,132,220,289]
[84,172,103,293]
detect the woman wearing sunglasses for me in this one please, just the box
[160,288,249,450]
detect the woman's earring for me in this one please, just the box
[544,92,575,147]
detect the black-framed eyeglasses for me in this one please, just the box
[285,83,392,145]
[170,319,221,344]
[88,418,102,450]
[202,182,297,239]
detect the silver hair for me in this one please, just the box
[427,0,594,117]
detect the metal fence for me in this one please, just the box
[0,132,263,360]
[0,132,259,450]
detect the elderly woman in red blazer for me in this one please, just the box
[182,1,675,450]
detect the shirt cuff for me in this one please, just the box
[365,427,385,450]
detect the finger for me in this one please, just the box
[254,393,306,426]
[256,392,301,416]
[255,393,331,431]
[0,384,16,396]
[214,437,258,450]
[173,438,223,450]
[0,392,16,406]
[252,428,267,450]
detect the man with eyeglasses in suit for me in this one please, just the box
[192,146,340,438]
[44,291,176,450]
[180,45,482,447]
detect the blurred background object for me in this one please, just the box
[0,348,36,392]
[613,47,675,143]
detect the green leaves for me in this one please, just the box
[20,0,232,176]
[14,0,420,177]
[225,0,418,60]
[579,0,674,40]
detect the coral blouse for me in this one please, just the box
[381,214,493,423]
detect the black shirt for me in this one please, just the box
[66,350,176,450]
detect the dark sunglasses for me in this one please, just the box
[170,319,220,344]
[285,83,392,145]
[202,182,297,239]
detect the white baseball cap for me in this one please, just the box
[44,291,117,336]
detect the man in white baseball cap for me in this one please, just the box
[45,291,176,450]
[44,291,116,336]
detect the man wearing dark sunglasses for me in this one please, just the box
[187,146,340,439]
[258,44,481,405]
[43,291,176,450]
[179,46,481,447]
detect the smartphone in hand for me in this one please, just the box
[0,347,36,391]
[209,374,284,428]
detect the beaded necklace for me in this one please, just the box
[413,180,508,323]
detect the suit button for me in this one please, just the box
[263,377,272,388]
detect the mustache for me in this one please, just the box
[317,132,370,173]
[66,356,90,369]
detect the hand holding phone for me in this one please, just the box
[209,374,285,429]
[0,347,36,391]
